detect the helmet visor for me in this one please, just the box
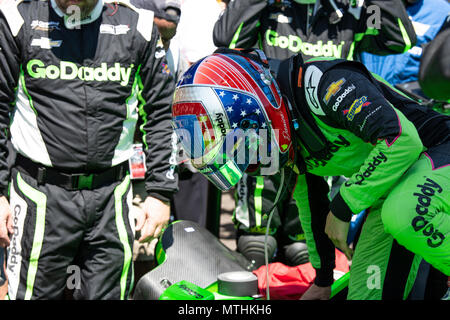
[195,128,259,191]
[173,118,259,190]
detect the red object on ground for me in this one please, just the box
[253,249,350,300]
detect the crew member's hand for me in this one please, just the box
[300,284,331,300]
[325,211,353,260]
[135,196,170,243]
[0,196,13,248]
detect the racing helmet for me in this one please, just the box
[172,48,294,191]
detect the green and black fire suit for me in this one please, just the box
[282,56,449,299]
[213,0,417,264]
[213,0,416,60]
[0,0,178,299]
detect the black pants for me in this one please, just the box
[171,171,209,227]
[6,167,134,300]
[234,168,304,246]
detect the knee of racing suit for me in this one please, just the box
[237,234,277,269]
[283,241,309,266]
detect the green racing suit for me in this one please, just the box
[216,0,418,263]
[287,57,449,299]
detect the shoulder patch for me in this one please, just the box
[0,0,25,37]
[304,65,325,116]
[104,0,154,41]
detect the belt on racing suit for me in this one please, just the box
[14,153,129,191]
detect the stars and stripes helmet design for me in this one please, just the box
[172,48,293,191]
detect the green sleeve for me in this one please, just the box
[312,64,424,222]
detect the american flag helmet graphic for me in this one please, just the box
[172,49,293,191]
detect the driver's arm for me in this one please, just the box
[316,64,424,222]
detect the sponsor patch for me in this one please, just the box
[269,13,292,24]
[265,30,345,57]
[31,20,60,32]
[344,151,387,186]
[358,105,381,132]
[323,78,345,104]
[26,59,134,86]
[31,37,62,49]
[100,24,130,35]
[411,177,444,248]
[161,62,171,75]
[332,84,355,111]
[304,135,351,170]
[304,65,325,116]
[344,96,369,121]
[214,112,228,138]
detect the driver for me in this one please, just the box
[171,49,449,300]
[212,0,418,269]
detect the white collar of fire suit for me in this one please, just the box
[50,0,104,29]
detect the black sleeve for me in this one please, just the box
[212,0,268,49]
[315,64,403,144]
[355,0,417,55]
[0,8,21,197]
[309,63,423,221]
[305,173,335,287]
[138,23,178,202]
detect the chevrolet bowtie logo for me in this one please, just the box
[324,78,345,104]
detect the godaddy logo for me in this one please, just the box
[26,59,134,86]
[265,30,345,57]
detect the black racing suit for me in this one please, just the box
[213,0,417,266]
[0,0,177,299]
[214,0,416,60]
